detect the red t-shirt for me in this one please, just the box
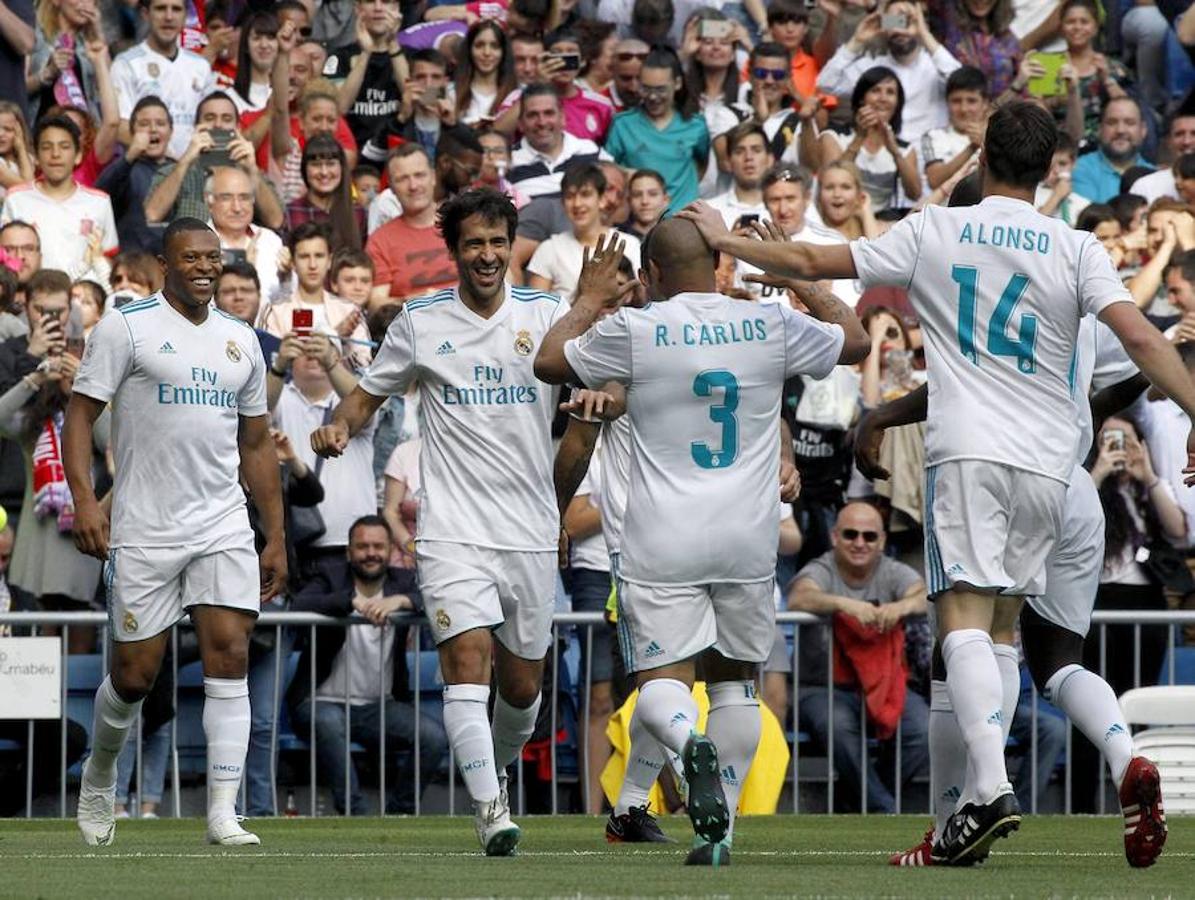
[366,217,458,301]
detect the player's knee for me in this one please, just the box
[439,629,492,683]
[109,662,157,700]
[499,676,541,708]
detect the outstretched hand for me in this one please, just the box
[575,232,634,312]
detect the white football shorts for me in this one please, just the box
[416,540,556,660]
[924,460,1066,598]
[105,530,260,643]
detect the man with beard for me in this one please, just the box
[312,188,586,856]
[287,515,448,815]
[817,0,960,142]
[65,217,286,847]
[1072,98,1154,203]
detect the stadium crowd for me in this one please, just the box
[0,0,1193,822]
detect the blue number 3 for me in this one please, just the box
[952,265,1037,374]
[691,369,739,469]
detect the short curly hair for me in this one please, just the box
[437,188,518,253]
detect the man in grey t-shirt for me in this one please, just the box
[788,501,929,812]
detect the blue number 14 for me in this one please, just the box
[691,369,739,469]
[952,265,1037,374]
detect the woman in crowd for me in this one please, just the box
[1076,203,1127,269]
[577,20,618,98]
[0,101,33,202]
[819,66,920,212]
[285,134,365,254]
[453,21,517,126]
[931,0,1022,98]
[69,279,104,337]
[1053,0,1130,140]
[27,0,105,120]
[109,250,163,300]
[231,11,280,116]
[683,9,747,197]
[816,159,880,241]
[1129,198,1195,309]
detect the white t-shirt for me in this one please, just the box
[359,284,568,551]
[72,295,267,547]
[598,413,631,557]
[0,183,118,278]
[111,41,215,161]
[707,188,768,229]
[697,98,743,198]
[315,589,396,705]
[274,383,378,547]
[920,125,973,170]
[1072,315,1138,467]
[527,230,641,305]
[849,195,1131,482]
[564,292,844,585]
[1131,169,1176,204]
[828,130,913,209]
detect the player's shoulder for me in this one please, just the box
[510,285,562,307]
[115,294,163,318]
[211,306,257,335]
[405,288,458,316]
[178,47,211,69]
[114,43,149,64]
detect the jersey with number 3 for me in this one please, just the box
[564,292,844,586]
[850,196,1131,483]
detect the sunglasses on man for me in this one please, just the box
[840,528,880,543]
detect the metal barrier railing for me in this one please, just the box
[1,609,1192,819]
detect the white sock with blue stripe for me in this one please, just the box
[1045,664,1133,787]
[633,678,698,758]
[942,629,1009,806]
[704,681,760,842]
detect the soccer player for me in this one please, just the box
[64,218,286,847]
[680,100,1195,864]
[310,188,584,856]
[534,220,869,864]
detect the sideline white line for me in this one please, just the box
[7,849,1194,861]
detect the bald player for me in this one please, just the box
[535,220,869,865]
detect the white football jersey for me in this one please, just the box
[111,42,215,160]
[360,285,567,551]
[597,414,631,556]
[1072,315,1139,467]
[565,292,844,586]
[73,294,267,548]
[850,195,1131,483]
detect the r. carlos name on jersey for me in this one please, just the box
[653,318,768,348]
[440,364,540,406]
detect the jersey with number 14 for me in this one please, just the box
[564,292,844,586]
[850,196,1131,483]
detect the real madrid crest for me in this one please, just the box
[147,62,159,78]
[123,612,138,633]
[514,329,533,356]
[434,609,451,631]
[226,340,242,363]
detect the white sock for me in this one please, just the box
[443,683,500,804]
[632,678,699,758]
[491,691,541,774]
[993,643,1021,742]
[614,710,666,816]
[203,677,250,825]
[929,679,967,842]
[942,629,1008,805]
[1045,663,1134,787]
[86,676,141,787]
[704,681,761,841]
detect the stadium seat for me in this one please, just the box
[1120,686,1195,814]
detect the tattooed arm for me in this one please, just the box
[744,271,870,365]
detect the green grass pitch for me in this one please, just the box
[0,814,1189,898]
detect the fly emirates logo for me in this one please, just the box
[441,364,539,406]
[157,367,238,408]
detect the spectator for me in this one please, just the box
[1165,252,1195,337]
[214,261,281,363]
[820,66,921,212]
[95,95,172,254]
[358,48,451,166]
[598,160,629,227]
[26,0,105,123]
[108,249,162,300]
[330,249,375,311]
[1130,199,1195,310]
[610,38,647,110]
[768,0,828,101]
[260,222,372,369]
[110,0,215,161]
[324,0,409,149]
[284,133,365,253]
[0,221,41,293]
[816,158,879,241]
[269,76,360,207]
[475,128,527,209]
[737,43,811,168]
[432,124,486,201]
[1121,0,1171,113]
[288,515,449,814]
[1044,0,1130,142]
[201,0,240,89]
[69,278,103,337]
[507,84,605,201]
[527,163,641,302]
[351,164,381,210]
[859,306,924,409]
[1134,112,1195,204]
[453,20,517,126]
[510,31,544,89]
[682,10,748,197]
[1035,130,1090,227]
[0,100,33,202]
[620,168,669,239]
[0,270,104,654]
[229,11,281,116]
[707,122,773,227]
[0,0,32,124]
[1073,414,1183,810]
[929,0,1022,97]
[0,115,117,282]
[205,165,286,305]
[1075,203,1127,270]
[605,48,710,213]
[629,0,674,46]
[46,88,121,188]
[921,66,987,190]
[577,20,617,99]
[381,437,420,569]
[145,91,284,230]
[366,145,458,304]
[270,329,374,582]
[818,0,961,142]
[788,501,930,813]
